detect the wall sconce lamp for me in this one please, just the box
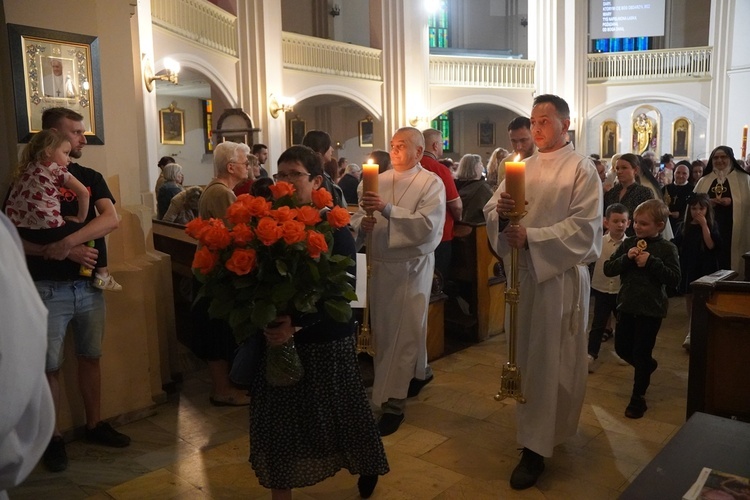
[143,55,180,93]
[409,115,429,127]
[329,4,341,17]
[269,94,295,118]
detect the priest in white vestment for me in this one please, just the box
[484,95,602,490]
[351,127,445,437]
[0,213,55,499]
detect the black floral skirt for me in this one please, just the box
[249,335,389,489]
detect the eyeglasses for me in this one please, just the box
[273,171,314,181]
[230,160,250,168]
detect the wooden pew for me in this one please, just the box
[445,221,506,342]
[687,269,750,422]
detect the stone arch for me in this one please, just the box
[429,94,532,120]
[291,85,382,121]
[155,53,238,107]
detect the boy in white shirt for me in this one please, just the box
[588,203,629,372]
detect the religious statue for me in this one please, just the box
[633,113,654,154]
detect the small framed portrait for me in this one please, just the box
[478,121,495,147]
[600,120,618,158]
[359,119,374,147]
[8,24,104,143]
[160,104,184,145]
[672,117,690,158]
[289,118,306,145]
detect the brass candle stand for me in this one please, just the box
[494,210,527,404]
[356,212,376,356]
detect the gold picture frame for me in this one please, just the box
[600,120,618,159]
[478,121,495,147]
[359,119,374,147]
[160,104,184,145]
[289,118,306,145]
[672,117,690,158]
[8,24,104,143]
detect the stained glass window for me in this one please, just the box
[432,112,452,153]
[428,3,449,48]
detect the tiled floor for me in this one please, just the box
[10,298,691,499]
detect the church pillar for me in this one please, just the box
[237,0,284,168]
[371,0,430,138]
[707,0,750,154]
[527,0,588,152]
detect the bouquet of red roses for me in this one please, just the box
[186,181,357,344]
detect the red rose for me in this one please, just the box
[231,223,254,245]
[185,217,209,240]
[326,206,351,229]
[255,217,283,246]
[269,181,295,200]
[311,188,333,209]
[226,201,253,225]
[296,205,322,226]
[306,230,328,258]
[201,219,232,250]
[270,206,298,223]
[245,196,272,217]
[281,220,307,245]
[192,246,218,274]
[226,248,257,275]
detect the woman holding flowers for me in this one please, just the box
[190,145,389,499]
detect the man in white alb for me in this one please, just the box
[483,95,602,490]
[352,127,445,436]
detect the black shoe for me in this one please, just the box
[43,436,68,472]
[510,447,545,490]
[625,396,647,419]
[407,374,434,397]
[650,358,658,374]
[377,413,404,436]
[85,421,131,448]
[358,474,378,498]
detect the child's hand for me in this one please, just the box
[693,213,707,227]
[627,247,641,260]
[635,251,650,267]
[64,215,85,224]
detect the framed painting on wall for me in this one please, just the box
[600,120,618,159]
[289,118,306,145]
[672,118,690,158]
[359,119,374,147]
[478,121,495,147]
[8,24,105,143]
[160,103,184,145]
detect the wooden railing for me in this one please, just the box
[151,0,238,57]
[588,46,712,84]
[282,32,382,81]
[429,55,535,89]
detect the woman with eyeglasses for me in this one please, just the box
[252,146,389,500]
[191,141,253,407]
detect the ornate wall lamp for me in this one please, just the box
[143,55,180,93]
[269,94,296,118]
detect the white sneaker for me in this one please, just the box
[611,351,629,366]
[587,354,600,373]
[682,333,691,351]
[94,273,123,292]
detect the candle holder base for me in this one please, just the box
[494,362,526,403]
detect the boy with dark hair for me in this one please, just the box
[588,203,629,372]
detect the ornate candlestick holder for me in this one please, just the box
[495,209,527,404]
[356,211,376,356]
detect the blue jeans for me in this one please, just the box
[35,280,106,371]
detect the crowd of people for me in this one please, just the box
[3,101,750,498]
